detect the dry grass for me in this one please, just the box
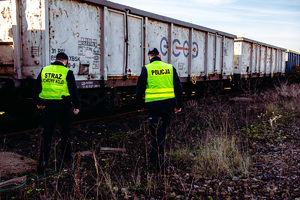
[169,133,251,177]
[169,83,300,178]
[2,82,300,199]
[193,134,251,177]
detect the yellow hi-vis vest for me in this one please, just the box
[39,65,70,100]
[145,61,175,103]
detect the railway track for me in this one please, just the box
[0,105,141,138]
[0,80,278,138]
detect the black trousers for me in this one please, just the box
[38,101,72,167]
[148,112,171,171]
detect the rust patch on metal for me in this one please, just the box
[73,32,80,37]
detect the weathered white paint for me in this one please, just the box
[191,30,205,77]
[50,0,101,81]
[146,19,169,64]
[171,25,189,77]
[223,37,234,76]
[105,9,125,76]
[0,0,14,70]
[0,1,12,42]
[234,38,286,76]
[127,14,143,77]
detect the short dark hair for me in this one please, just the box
[148,48,159,56]
[56,52,68,61]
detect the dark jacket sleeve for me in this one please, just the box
[136,66,147,110]
[66,70,80,109]
[33,70,43,105]
[173,67,183,108]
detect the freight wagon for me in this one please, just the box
[233,37,286,90]
[0,0,290,111]
[285,50,300,83]
[286,50,300,73]
[233,37,286,79]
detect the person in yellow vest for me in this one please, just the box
[136,48,183,173]
[33,52,80,174]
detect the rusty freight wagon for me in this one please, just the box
[0,0,238,109]
[234,37,286,79]
[232,37,286,89]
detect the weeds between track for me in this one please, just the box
[1,82,300,199]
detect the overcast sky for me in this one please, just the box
[108,0,300,53]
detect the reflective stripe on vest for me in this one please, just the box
[39,65,70,100]
[145,61,175,102]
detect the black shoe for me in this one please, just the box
[37,165,46,175]
[62,156,74,168]
[63,152,74,162]
[37,161,46,175]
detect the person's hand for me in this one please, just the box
[174,107,182,114]
[37,105,45,109]
[73,108,80,115]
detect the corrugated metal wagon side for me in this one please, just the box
[286,50,300,73]
[83,0,237,86]
[1,0,51,92]
[1,0,238,107]
[85,0,237,99]
[234,37,286,79]
[285,50,300,83]
[0,0,17,88]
